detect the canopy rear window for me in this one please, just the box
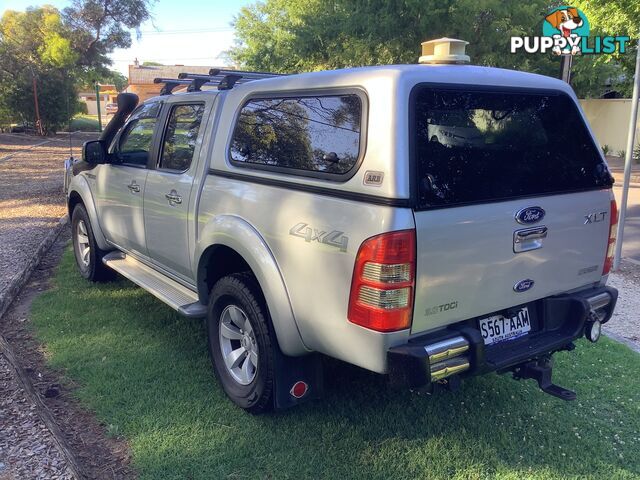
[412,87,612,209]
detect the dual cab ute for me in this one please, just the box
[67,40,618,413]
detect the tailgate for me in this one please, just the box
[409,85,614,335]
[411,191,612,334]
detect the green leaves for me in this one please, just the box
[0,0,152,132]
[230,0,634,98]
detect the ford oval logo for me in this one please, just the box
[515,206,545,225]
[514,279,535,293]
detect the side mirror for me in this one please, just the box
[82,140,107,164]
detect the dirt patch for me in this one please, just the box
[0,228,134,479]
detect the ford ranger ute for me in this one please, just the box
[66,51,618,413]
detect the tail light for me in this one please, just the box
[348,230,416,332]
[603,199,618,275]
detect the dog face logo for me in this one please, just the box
[542,6,590,55]
[511,7,629,57]
[545,8,583,38]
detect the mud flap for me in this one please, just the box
[272,350,324,411]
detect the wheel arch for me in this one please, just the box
[67,177,110,250]
[196,215,309,356]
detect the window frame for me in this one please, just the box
[155,101,206,174]
[227,88,369,182]
[408,82,610,210]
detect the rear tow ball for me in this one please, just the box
[511,356,576,401]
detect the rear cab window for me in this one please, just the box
[159,103,206,172]
[411,86,613,209]
[229,94,364,180]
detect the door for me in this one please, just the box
[144,103,206,279]
[409,86,614,334]
[94,102,162,256]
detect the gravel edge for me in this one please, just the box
[0,215,68,321]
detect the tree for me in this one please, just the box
[62,0,153,70]
[572,0,639,97]
[231,1,557,72]
[0,7,79,131]
[230,0,629,98]
[0,0,152,132]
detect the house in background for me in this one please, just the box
[78,84,118,115]
[124,60,235,102]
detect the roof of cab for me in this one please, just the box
[145,64,574,104]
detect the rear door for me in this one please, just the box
[410,86,614,334]
[143,102,206,280]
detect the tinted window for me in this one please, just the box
[230,95,362,176]
[114,102,161,167]
[159,103,205,171]
[413,88,612,209]
[117,117,157,166]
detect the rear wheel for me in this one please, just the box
[71,204,112,282]
[207,274,275,414]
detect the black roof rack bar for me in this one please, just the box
[179,71,280,82]
[218,73,242,91]
[154,78,192,95]
[177,72,254,90]
[154,68,286,95]
[208,68,286,78]
[187,77,209,92]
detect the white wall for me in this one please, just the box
[580,99,640,154]
[78,94,110,116]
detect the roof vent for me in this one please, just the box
[419,38,470,64]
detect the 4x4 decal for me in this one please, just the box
[289,222,349,252]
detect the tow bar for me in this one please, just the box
[511,354,576,401]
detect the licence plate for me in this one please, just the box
[479,307,531,345]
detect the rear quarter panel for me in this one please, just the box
[197,176,414,373]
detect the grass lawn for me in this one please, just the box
[31,248,640,479]
[68,115,105,132]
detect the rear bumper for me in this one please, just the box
[387,285,618,388]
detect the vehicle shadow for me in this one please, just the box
[29,249,640,480]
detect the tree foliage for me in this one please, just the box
[0,0,152,132]
[230,0,636,98]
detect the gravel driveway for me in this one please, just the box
[0,133,102,480]
[605,263,640,350]
[0,355,74,480]
[0,133,96,302]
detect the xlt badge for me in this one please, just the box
[584,211,606,224]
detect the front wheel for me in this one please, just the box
[71,204,112,282]
[207,273,276,414]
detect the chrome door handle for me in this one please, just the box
[514,226,548,242]
[127,181,140,193]
[165,191,182,205]
[514,226,548,253]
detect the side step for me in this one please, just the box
[102,252,207,318]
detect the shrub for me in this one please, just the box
[601,144,611,155]
[617,150,626,159]
[633,144,640,164]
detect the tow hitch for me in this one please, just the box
[510,354,576,401]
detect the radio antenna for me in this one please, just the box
[66,79,73,160]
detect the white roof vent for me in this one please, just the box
[419,38,470,64]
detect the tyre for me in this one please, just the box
[207,273,275,414]
[71,204,112,282]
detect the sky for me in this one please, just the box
[1,0,253,75]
